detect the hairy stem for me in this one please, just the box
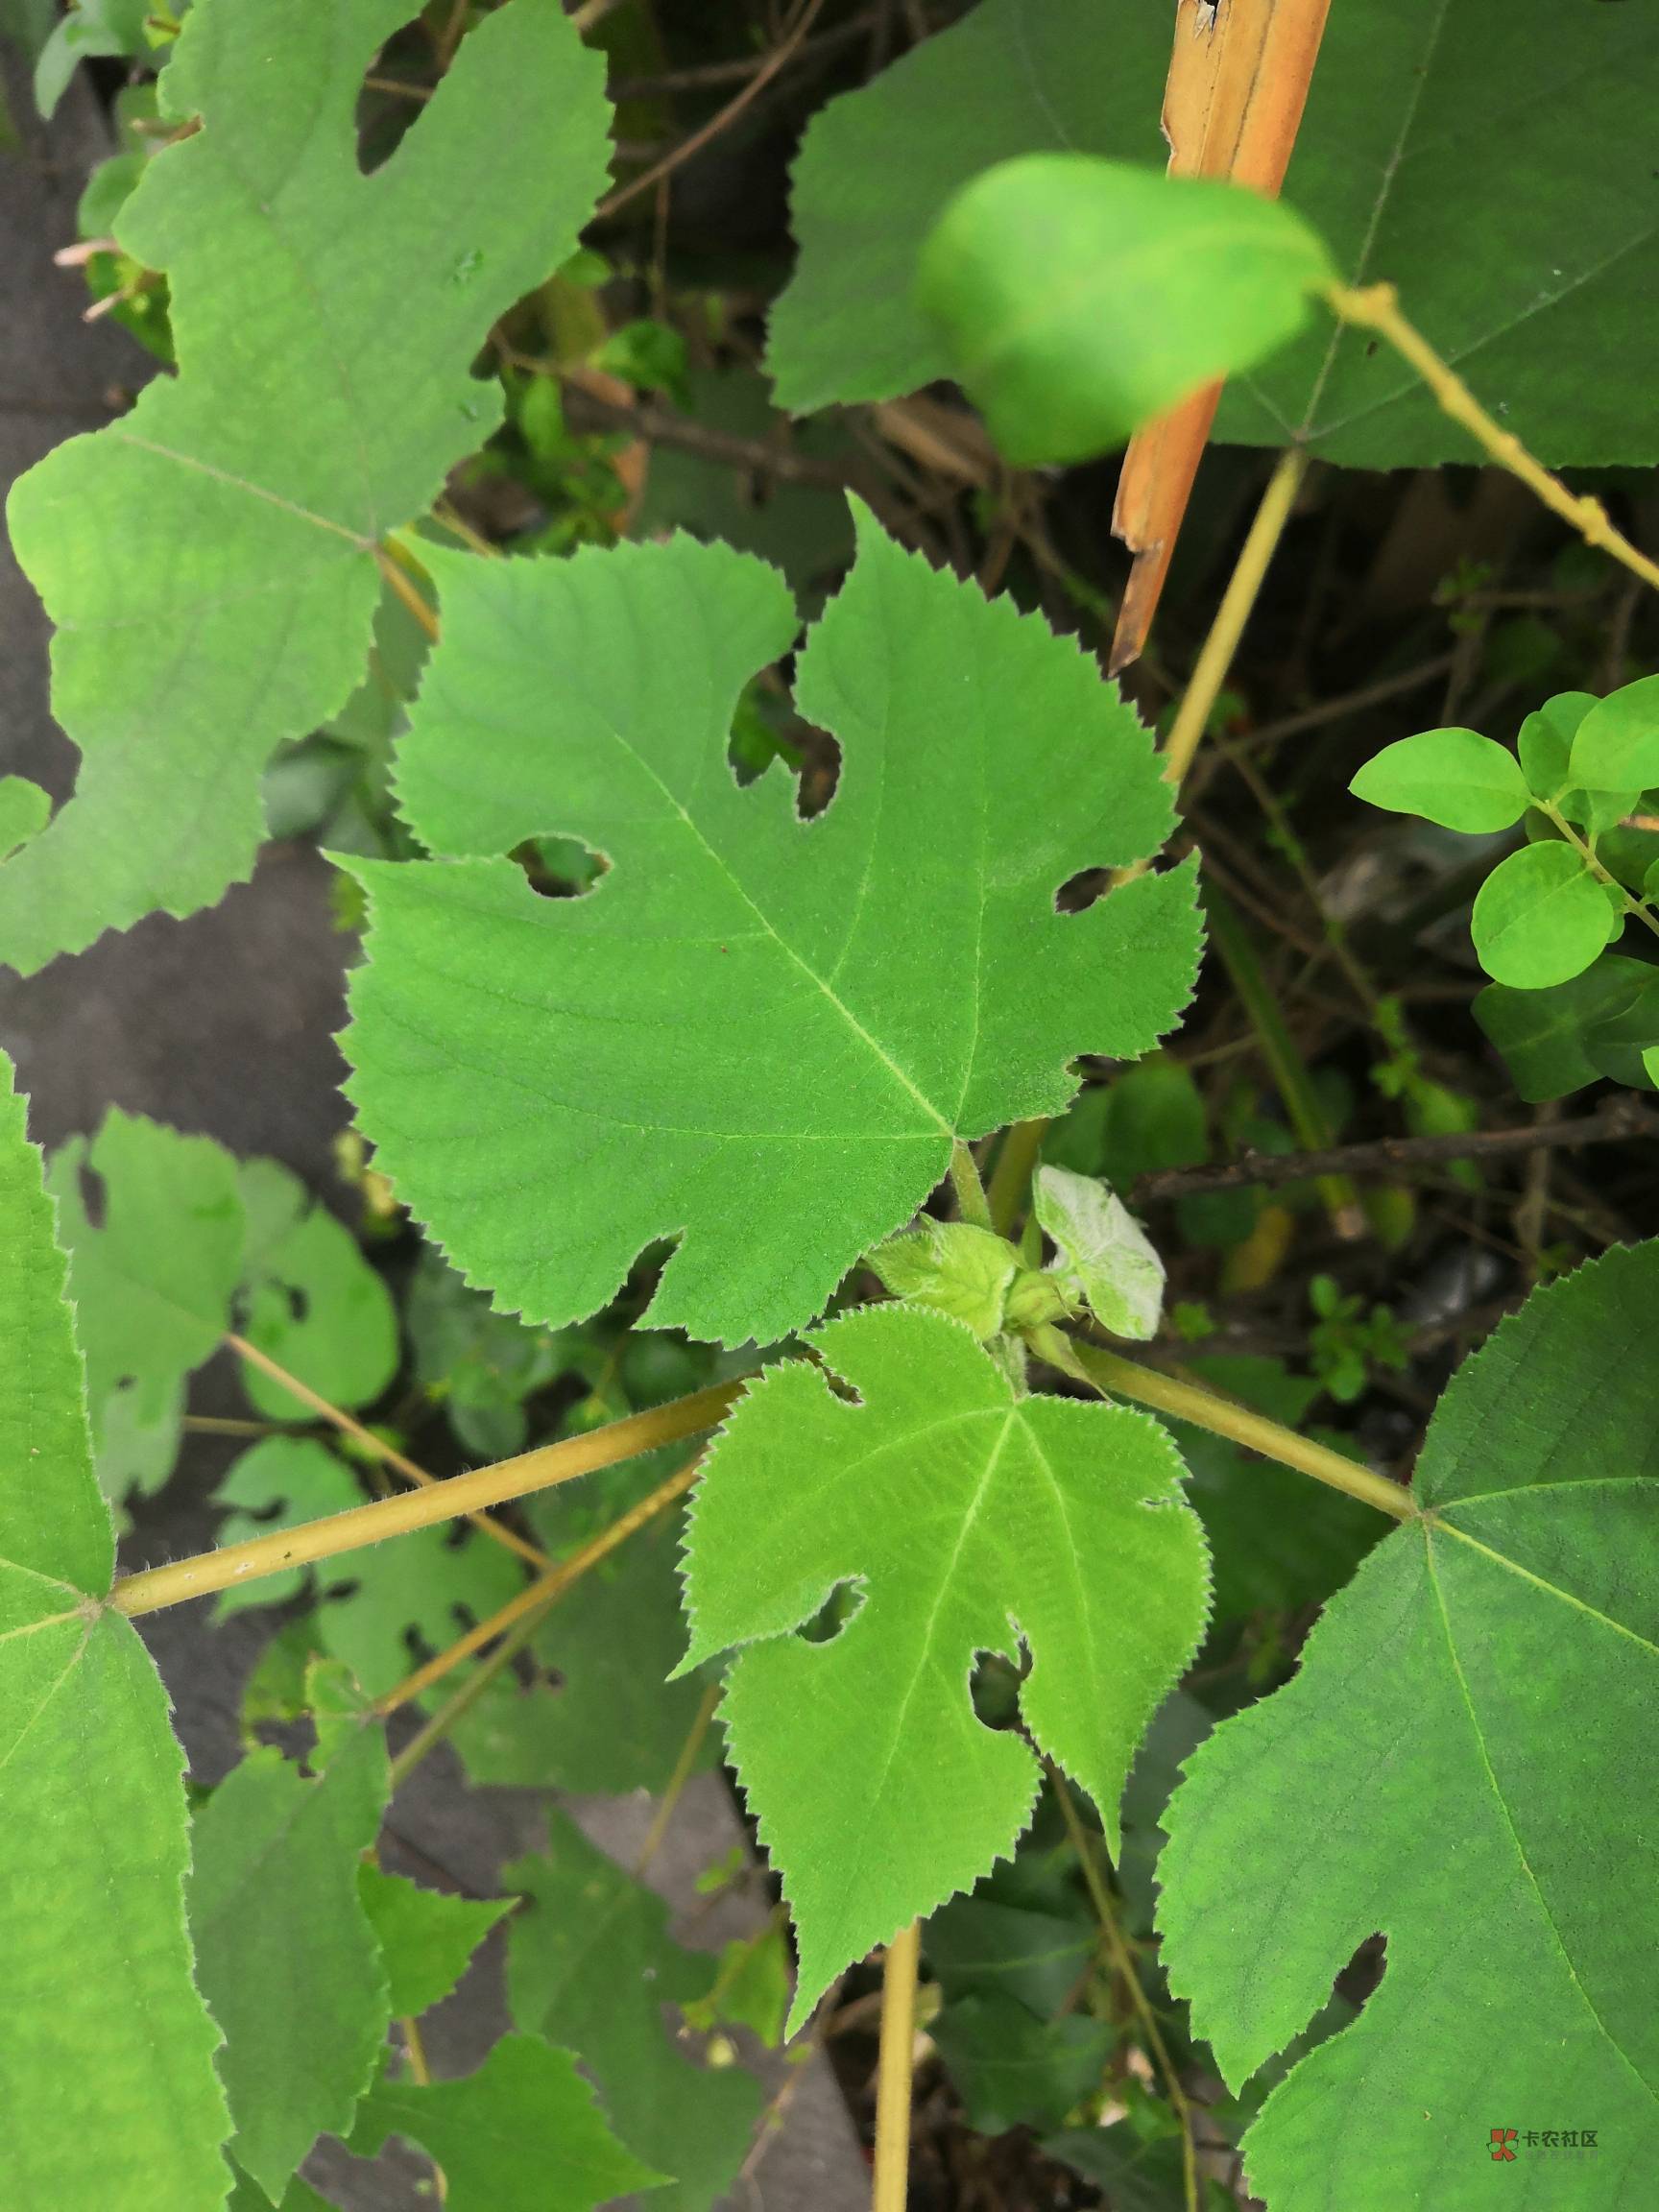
[872,1920,922,2212]
[1329,283,1659,596]
[109,1382,742,1618]
[373,1454,704,1719]
[1029,1324,1414,1521]
[1049,1767,1197,2212]
[1161,446,1309,788]
[227,1331,550,1571]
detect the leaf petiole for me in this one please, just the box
[1027,1323,1416,1523]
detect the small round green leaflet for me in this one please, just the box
[1569,674,1659,796]
[914,156,1334,467]
[1470,841,1612,988]
[1349,728,1530,833]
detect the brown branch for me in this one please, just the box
[559,382,852,493]
[1131,1094,1657,1202]
[597,0,830,221]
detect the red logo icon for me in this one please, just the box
[1491,2129,1518,2162]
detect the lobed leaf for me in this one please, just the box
[3,0,611,971]
[342,506,1199,1346]
[679,1303,1210,2031]
[347,2034,666,2212]
[1158,1241,1659,2206]
[355,1865,512,2023]
[507,1812,763,2212]
[187,1674,391,2202]
[0,1052,230,2208]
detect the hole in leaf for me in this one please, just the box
[77,1157,108,1231]
[356,17,435,177]
[969,1643,1027,1731]
[514,835,609,900]
[794,1577,866,1647]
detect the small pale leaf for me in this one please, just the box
[1032,1166,1164,1340]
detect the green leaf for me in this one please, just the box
[506,1813,761,2212]
[767,0,1168,413]
[1032,1166,1164,1340]
[0,774,50,860]
[48,1111,244,1504]
[1158,1241,1659,2206]
[926,1893,1095,2020]
[1043,1055,1208,1185]
[1475,953,1651,1101]
[771,0,1659,469]
[1519,690,1598,805]
[870,1218,1019,1339]
[1569,675,1659,796]
[1349,727,1530,833]
[233,1163,397,1423]
[680,1304,1210,2032]
[0,1052,231,2208]
[1469,840,1610,988]
[447,1466,715,1794]
[4,0,611,972]
[1166,1357,1380,1624]
[347,2035,666,2212]
[356,1865,513,2022]
[683,1925,793,2049]
[342,509,1199,1346]
[916,157,1332,466]
[933,1995,1111,2135]
[405,1248,563,1460]
[326,1527,523,1702]
[187,1677,391,2200]
[212,1437,364,1617]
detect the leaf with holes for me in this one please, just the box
[1158,1240,1659,2208]
[48,1110,244,1506]
[3,0,610,972]
[341,507,1199,1346]
[679,1304,1210,2032]
[187,1664,391,2200]
[0,1051,230,2208]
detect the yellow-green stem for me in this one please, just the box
[227,1331,550,1571]
[873,1921,922,2212]
[1030,1325,1414,1522]
[987,1118,1048,1237]
[1327,283,1659,597]
[635,1678,724,1876]
[1543,805,1659,949]
[109,1382,742,1618]
[948,1140,994,1231]
[1049,1768,1197,2212]
[1161,447,1309,789]
[373,1454,704,1719]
